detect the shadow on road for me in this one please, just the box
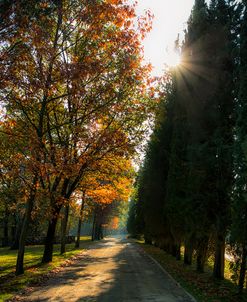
[17,237,194,302]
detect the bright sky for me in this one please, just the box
[136,0,195,76]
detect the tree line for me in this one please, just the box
[0,0,154,275]
[128,0,247,294]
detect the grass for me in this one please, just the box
[137,241,247,302]
[0,236,92,302]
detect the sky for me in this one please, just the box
[136,0,195,76]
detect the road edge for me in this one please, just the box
[137,244,197,302]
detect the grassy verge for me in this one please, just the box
[138,242,246,302]
[0,237,92,301]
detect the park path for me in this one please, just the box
[15,237,195,302]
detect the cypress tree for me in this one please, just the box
[130,77,176,249]
[207,0,235,279]
[141,84,175,248]
[232,0,247,293]
[181,0,215,272]
[165,70,189,260]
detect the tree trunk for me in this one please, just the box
[153,239,159,247]
[238,245,247,294]
[3,207,9,247]
[144,237,152,245]
[95,225,100,240]
[184,239,193,265]
[171,244,177,257]
[144,232,152,245]
[75,217,82,248]
[10,214,22,250]
[196,236,209,273]
[99,224,103,239]
[75,192,86,248]
[171,243,181,260]
[213,233,225,279]
[42,216,59,263]
[167,233,175,255]
[11,225,15,244]
[60,204,70,254]
[91,210,97,241]
[15,178,37,275]
[94,213,102,241]
[176,243,181,261]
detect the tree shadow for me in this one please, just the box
[16,237,194,302]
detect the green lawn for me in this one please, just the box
[138,242,246,302]
[0,237,92,301]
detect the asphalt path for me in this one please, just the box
[15,237,196,302]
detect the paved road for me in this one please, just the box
[16,237,195,302]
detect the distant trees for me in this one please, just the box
[128,0,247,293]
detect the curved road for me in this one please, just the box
[16,237,195,302]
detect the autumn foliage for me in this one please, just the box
[0,0,154,275]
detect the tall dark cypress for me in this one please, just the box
[207,0,235,279]
[232,0,247,293]
[181,0,216,272]
[164,70,189,260]
[140,83,175,249]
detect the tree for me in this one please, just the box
[164,69,189,260]
[178,0,235,275]
[86,157,134,240]
[172,0,214,272]
[231,0,247,293]
[0,131,22,247]
[1,0,153,273]
[132,75,176,249]
[206,0,235,279]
